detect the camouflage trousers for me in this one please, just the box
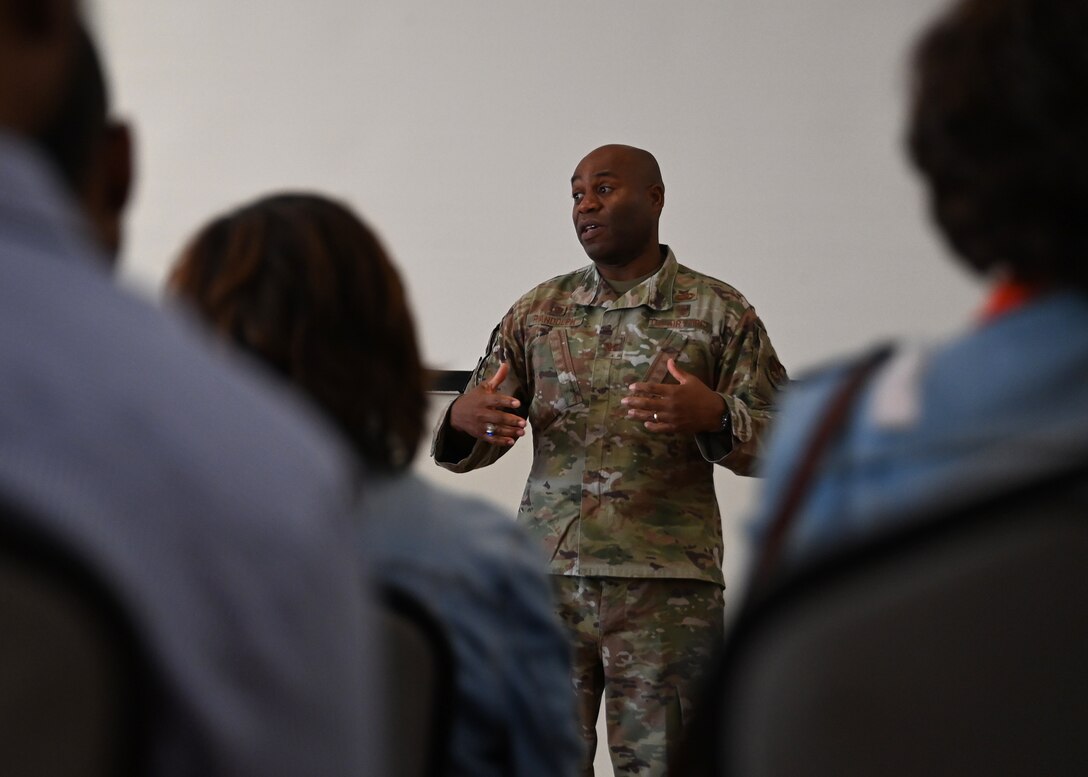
[550,575,725,777]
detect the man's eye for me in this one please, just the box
[598,186,612,194]
[572,193,583,202]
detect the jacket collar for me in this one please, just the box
[569,245,678,311]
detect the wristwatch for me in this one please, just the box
[718,402,731,433]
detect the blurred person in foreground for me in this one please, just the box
[0,4,378,774]
[168,192,582,777]
[748,0,1088,572]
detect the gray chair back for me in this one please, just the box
[682,464,1088,777]
[0,503,146,777]
[380,585,454,777]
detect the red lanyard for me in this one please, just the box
[979,280,1045,323]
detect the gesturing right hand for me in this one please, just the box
[449,361,527,447]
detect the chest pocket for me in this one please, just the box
[641,329,689,384]
[635,314,715,386]
[527,324,586,430]
[547,329,585,406]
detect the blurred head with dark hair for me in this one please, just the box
[169,194,427,474]
[908,0,1088,292]
[33,22,134,260]
[35,24,107,193]
[0,0,77,135]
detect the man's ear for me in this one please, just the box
[649,183,665,214]
[102,120,134,217]
[86,119,134,261]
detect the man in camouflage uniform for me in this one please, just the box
[432,144,787,776]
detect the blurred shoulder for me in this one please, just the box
[361,473,546,572]
[757,344,899,476]
[1,247,354,542]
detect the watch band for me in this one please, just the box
[719,403,731,433]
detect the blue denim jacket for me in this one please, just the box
[748,291,1088,568]
[359,473,581,777]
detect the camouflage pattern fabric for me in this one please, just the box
[433,247,787,586]
[551,575,725,776]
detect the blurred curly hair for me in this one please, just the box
[908,0,1088,291]
[169,193,427,473]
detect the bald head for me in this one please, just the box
[571,144,666,278]
[576,144,664,190]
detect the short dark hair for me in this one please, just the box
[907,0,1088,291]
[169,194,427,474]
[1,0,69,38]
[33,23,108,195]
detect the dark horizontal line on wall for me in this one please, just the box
[426,369,472,394]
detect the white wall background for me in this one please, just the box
[88,1,979,773]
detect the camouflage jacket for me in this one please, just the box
[432,247,787,586]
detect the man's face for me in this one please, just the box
[571,146,662,268]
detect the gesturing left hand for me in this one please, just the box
[622,358,728,435]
